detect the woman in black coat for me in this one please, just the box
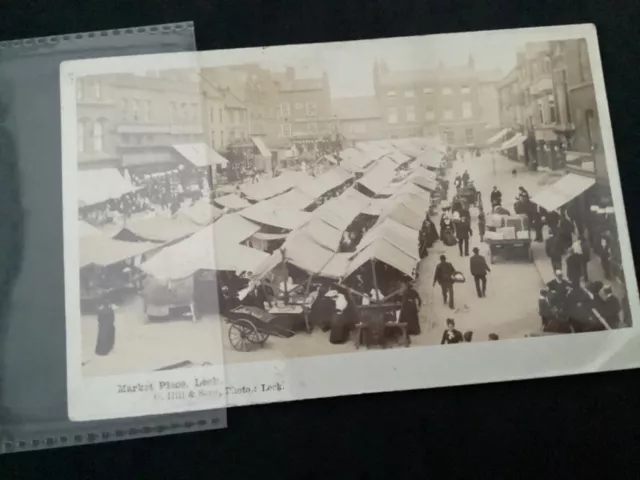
[95,300,116,356]
[399,281,422,336]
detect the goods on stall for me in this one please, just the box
[484,231,503,241]
[498,226,516,240]
[506,214,529,231]
[487,214,507,229]
[516,230,530,240]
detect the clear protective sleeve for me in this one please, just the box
[0,23,226,454]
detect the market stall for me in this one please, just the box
[484,213,532,263]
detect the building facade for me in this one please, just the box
[373,57,501,146]
[273,67,334,152]
[332,97,383,142]
[76,71,204,173]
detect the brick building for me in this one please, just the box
[76,71,204,174]
[332,96,383,142]
[273,67,334,153]
[372,57,501,146]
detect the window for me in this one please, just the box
[461,86,471,95]
[170,101,178,122]
[181,103,188,121]
[548,94,556,123]
[406,105,416,122]
[443,109,454,120]
[210,106,215,122]
[425,109,435,121]
[404,90,415,98]
[387,107,398,124]
[306,102,317,116]
[94,83,102,99]
[544,57,552,74]
[462,101,473,119]
[465,128,474,144]
[144,100,151,122]
[281,123,292,137]
[387,90,396,97]
[77,119,88,153]
[578,41,591,83]
[423,87,434,94]
[76,81,84,101]
[295,102,304,110]
[280,103,291,117]
[132,100,140,121]
[538,100,545,124]
[93,119,106,152]
[443,129,454,144]
[442,87,453,96]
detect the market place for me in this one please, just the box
[77,132,632,375]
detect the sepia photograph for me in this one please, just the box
[63,25,640,412]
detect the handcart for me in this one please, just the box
[225,305,295,352]
[456,186,478,207]
[484,214,533,264]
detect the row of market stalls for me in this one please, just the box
[79,137,447,341]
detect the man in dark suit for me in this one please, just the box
[469,247,491,298]
[455,216,472,257]
[441,318,463,344]
[565,247,584,288]
[433,255,456,309]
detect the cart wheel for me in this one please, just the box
[228,320,257,352]
[248,328,270,345]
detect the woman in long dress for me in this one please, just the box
[95,301,116,356]
[399,280,422,336]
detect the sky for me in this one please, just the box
[198,26,594,99]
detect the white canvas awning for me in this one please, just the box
[415,150,444,169]
[314,188,371,230]
[318,253,352,279]
[338,148,371,173]
[212,213,261,244]
[179,201,222,226]
[80,236,157,268]
[78,169,136,207]
[297,167,353,198]
[240,171,313,201]
[357,157,397,194]
[377,194,426,232]
[531,173,596,212]
[282,231,336,274]
[213,193,251,211]
[173,143,229,167]
[344,237,417,279]
[251,136,271,157]
[267,188,317,210]
[386,151,412,165]
[117,216,202,243]
[140,225,267,280]
[358,217,420,259]
[297,218,343,252]
[486,128,511,145]
[239,203,312,231]
[408,166,438,191]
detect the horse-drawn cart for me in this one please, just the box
[225,305,295,352]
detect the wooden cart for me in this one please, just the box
[225,305,295,352]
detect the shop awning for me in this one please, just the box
[78,169,136,207]
[414,149,444,170]
[486,128,511,145]
[386,151,412,165]
[338,148,370,173]
[377,195,425,231]
[80,236,157,268]
[173,143,229,167]
[357,157,397,194]
[250,231,290,241]
[239,203,312,231]
[530,173,596,212]
[213,193,251,211]
[497,133,526,150]
[407,166,438,191]
[251,136,271,158]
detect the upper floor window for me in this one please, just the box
[306,102,317,116]
[387,107,398,124]
[442,87,453,96]
[404,90,415,98]
[443,109,454,120]
[93,119,106,152]
[405,105,416,122]
[281,123,292,137]
[386,90,396,97]
[462,101,473,119]
[94,83,102,99]
[461,86,471,95]
[423,87,434,94]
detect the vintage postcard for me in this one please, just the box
[62,24,640,416]
[61,53,227,421]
